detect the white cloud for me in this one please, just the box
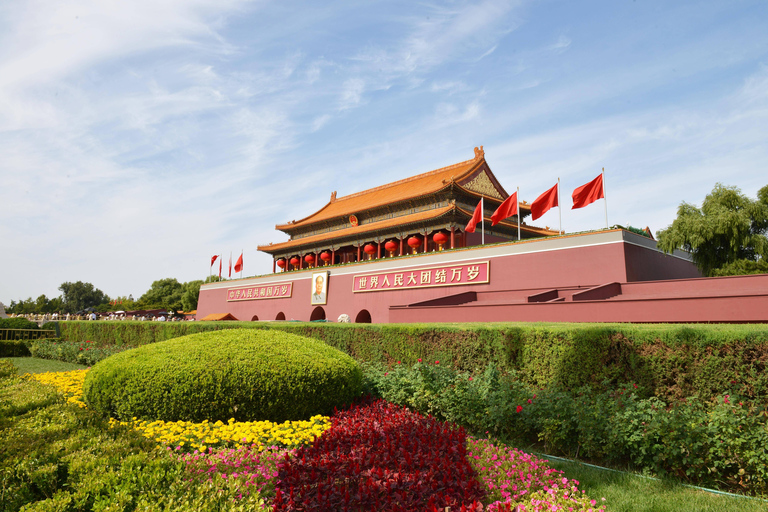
[339,78,365,110]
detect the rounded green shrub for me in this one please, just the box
[82,328,363,422]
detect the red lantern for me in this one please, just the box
[407,236,422,254]
[289,256,300,267]
[276,258,286,269]
[384,240,398,256]
[320,251,332,262]
[304,254,315,264]
[433,232,447,251]
[363,244,376,259]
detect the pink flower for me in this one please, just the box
[469,377,473,381]
[418,358,422,363]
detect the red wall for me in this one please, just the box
[197,230,719,324]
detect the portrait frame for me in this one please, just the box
[310,270,329,305]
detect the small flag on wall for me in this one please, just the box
[234,252,243,273]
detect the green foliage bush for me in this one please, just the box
[364,361,768,495]
[0,359,16,379]
[0,317,40,330]
[58,321,768,404]
[0,340,31,357]
[29,339,123,366]
[83,329,363,422]
[0,374,265,512]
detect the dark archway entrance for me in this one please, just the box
[275,311,286,321]
[310,306,326,321]
[355,309,372,323]
[251,315,259,321]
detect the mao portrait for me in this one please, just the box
[311,271,328,305]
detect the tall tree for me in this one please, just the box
[657,183,768,276]
[139,278,183,311]
[181,280,204,312]
[59,281,110,313]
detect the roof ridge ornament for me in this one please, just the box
[474,146,484,159]
[331,191,337,203]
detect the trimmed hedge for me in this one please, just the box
[0,318,40,330]
[0,339,32,357]
[61,321,768,403]
[83,329,363,422]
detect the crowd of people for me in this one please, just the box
[11,312,195,322]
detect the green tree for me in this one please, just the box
[181,280,204,312]
[59,281,110,313]
[139,278,183,312]
[657,183,768,276]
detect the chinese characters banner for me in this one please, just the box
[353,261,489,293]
[227,283,293,301]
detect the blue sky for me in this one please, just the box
[1,0,767,304]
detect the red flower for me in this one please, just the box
[79,348,83,351]
[468,377,473,381]
[397,361,401,364]
[527,399,532,404]
[435,360,440,365]
[516,405,523,413]
[417,358,422,363]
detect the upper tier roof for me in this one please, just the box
[276,146,508,231]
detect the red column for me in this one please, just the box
[377,242,381,259]
[272,259,276,273]
[450,227,455,249]
[332,249,335,265]
[423,234,426,253]
[357,245,361,262]
[399,238,404,256]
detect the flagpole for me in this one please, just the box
[602,167,608,229]
[558,177,562,234]
[240,249,243,278]
[516,187,521,241]
[481,197,485,245]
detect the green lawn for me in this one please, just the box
[6,357,87,374]
[547,458,768,512]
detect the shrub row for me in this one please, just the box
[83,329,363,422]
[364,361,768,495]
[0,340,32,357]
[57,321,768,404]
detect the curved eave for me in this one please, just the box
[259,205,460,255]
[274,154,485,232]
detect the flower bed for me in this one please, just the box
[24,368,606,511]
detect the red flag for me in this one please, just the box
[572,173,604,209]
[210,255,218,266]
[234,252,243,273]
[228,254,232,278]
[465,199,483,233]
[218,257,222,279]
[491,191,518,226]
[531,183,559,220]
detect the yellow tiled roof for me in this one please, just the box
[260,205,458,253]
[276,149,486,230]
